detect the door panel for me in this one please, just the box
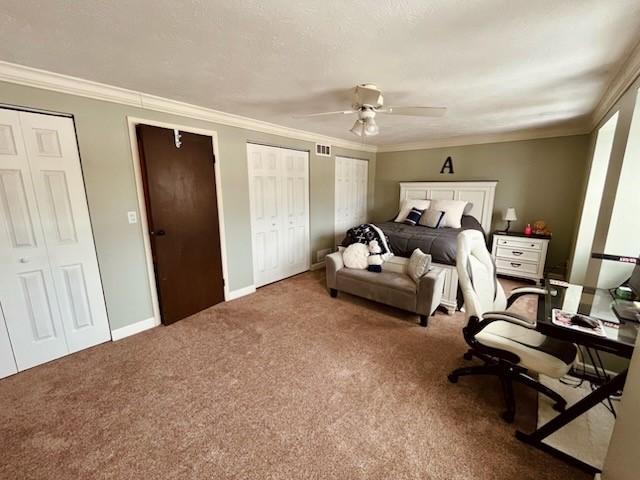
[136,125,225,325]
[0,169,38,247]
[0,109,69,371]
[248,146,282,286]
[281,151,307,272]
[335,157,368,243]
[247,145,309,287]
[19,111,111,353]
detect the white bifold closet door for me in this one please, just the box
[247,144,309,287]
[335,156,368,243]
[0,108,110,376]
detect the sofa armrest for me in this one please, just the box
[416,268,445,316]
[325,252,344,289]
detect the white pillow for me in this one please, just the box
[407,248,432,283]
[394,199,431,222]
[430,199,467,228]
[342,243,370,269]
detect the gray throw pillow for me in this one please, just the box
[419,209,445,228]
[408,248,432,283]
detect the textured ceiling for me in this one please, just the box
[2,0,640,146]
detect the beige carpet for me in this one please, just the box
[0,271,588,480]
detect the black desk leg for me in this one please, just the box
[516,369,627,474]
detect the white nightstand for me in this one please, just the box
[491,232,550,284]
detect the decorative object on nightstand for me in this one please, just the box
[491,231,550,284]
[532,219,552,236]
[503,207,517,232]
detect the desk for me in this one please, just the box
[515,280,639,474]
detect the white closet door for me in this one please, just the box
[247,144,309,287]
[0,307,18,378]
[335,156,368,243]
[0,109,69,370]
[281,149,309,278]
[248,145,283,287]
[19,112,111,353]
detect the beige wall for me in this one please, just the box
[0,81,375,330]
[373,136,590,271]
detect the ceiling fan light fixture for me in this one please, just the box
[364,117,379,136]
[350,119,364,136]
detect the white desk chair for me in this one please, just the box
[448,230,577,422]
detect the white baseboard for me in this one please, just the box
[227,284,256,300]
[111,316,157,341]
[310,261,325,271]
[575,360,618,379]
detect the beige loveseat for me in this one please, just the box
[325,252,446,327]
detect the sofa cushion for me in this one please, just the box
[336,269,417,312]
[338,269,416,293]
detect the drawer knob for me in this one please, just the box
[512,251,523,256]
[510,262,521,268]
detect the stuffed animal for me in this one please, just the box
[367,240,383,273]
[343,243,370,269]
[533,220,552,236]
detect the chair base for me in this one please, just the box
[448,357,567,423]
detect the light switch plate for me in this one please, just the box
[127,211,138,224]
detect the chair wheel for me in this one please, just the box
[463,351,473,361]
[501,411,515,423]
[553,402,566,413]
[448,374,458,384]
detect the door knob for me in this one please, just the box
[19,257,29,263]
[151,229,166,236]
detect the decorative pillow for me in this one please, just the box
[463,202,474,215]
[418,209,445,228]
[394,199,431,222]
[430,199,467,228]
[407,248,432,283]
[404,207,424,226]
[342,243,370,269]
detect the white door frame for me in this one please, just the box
[334,155,369,242]
[127,117,230,327]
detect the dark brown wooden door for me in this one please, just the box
[136,125,225,325]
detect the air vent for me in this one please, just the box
[315,143,331,157]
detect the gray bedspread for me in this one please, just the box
[374,216,485,265]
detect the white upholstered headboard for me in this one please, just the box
[399,181,497,233]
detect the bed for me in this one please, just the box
[374,215,485,264]
[377,181,497,313]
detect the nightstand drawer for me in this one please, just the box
[496,246,540,263]
[496,237,542,251]
[496,258,538,275]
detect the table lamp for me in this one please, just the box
[503,208,517,232]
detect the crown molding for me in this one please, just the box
[0,60,617,155]
[0,61,377,153]
[376,126,590,153]
[590,39,640,131]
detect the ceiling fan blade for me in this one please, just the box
[293,110,357,118]
[378,106,447,117]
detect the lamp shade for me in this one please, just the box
[504,208,517,221]
[350,119,364,136]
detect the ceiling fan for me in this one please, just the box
[295,84,446,137]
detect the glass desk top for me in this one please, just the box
[539,279,638,358]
